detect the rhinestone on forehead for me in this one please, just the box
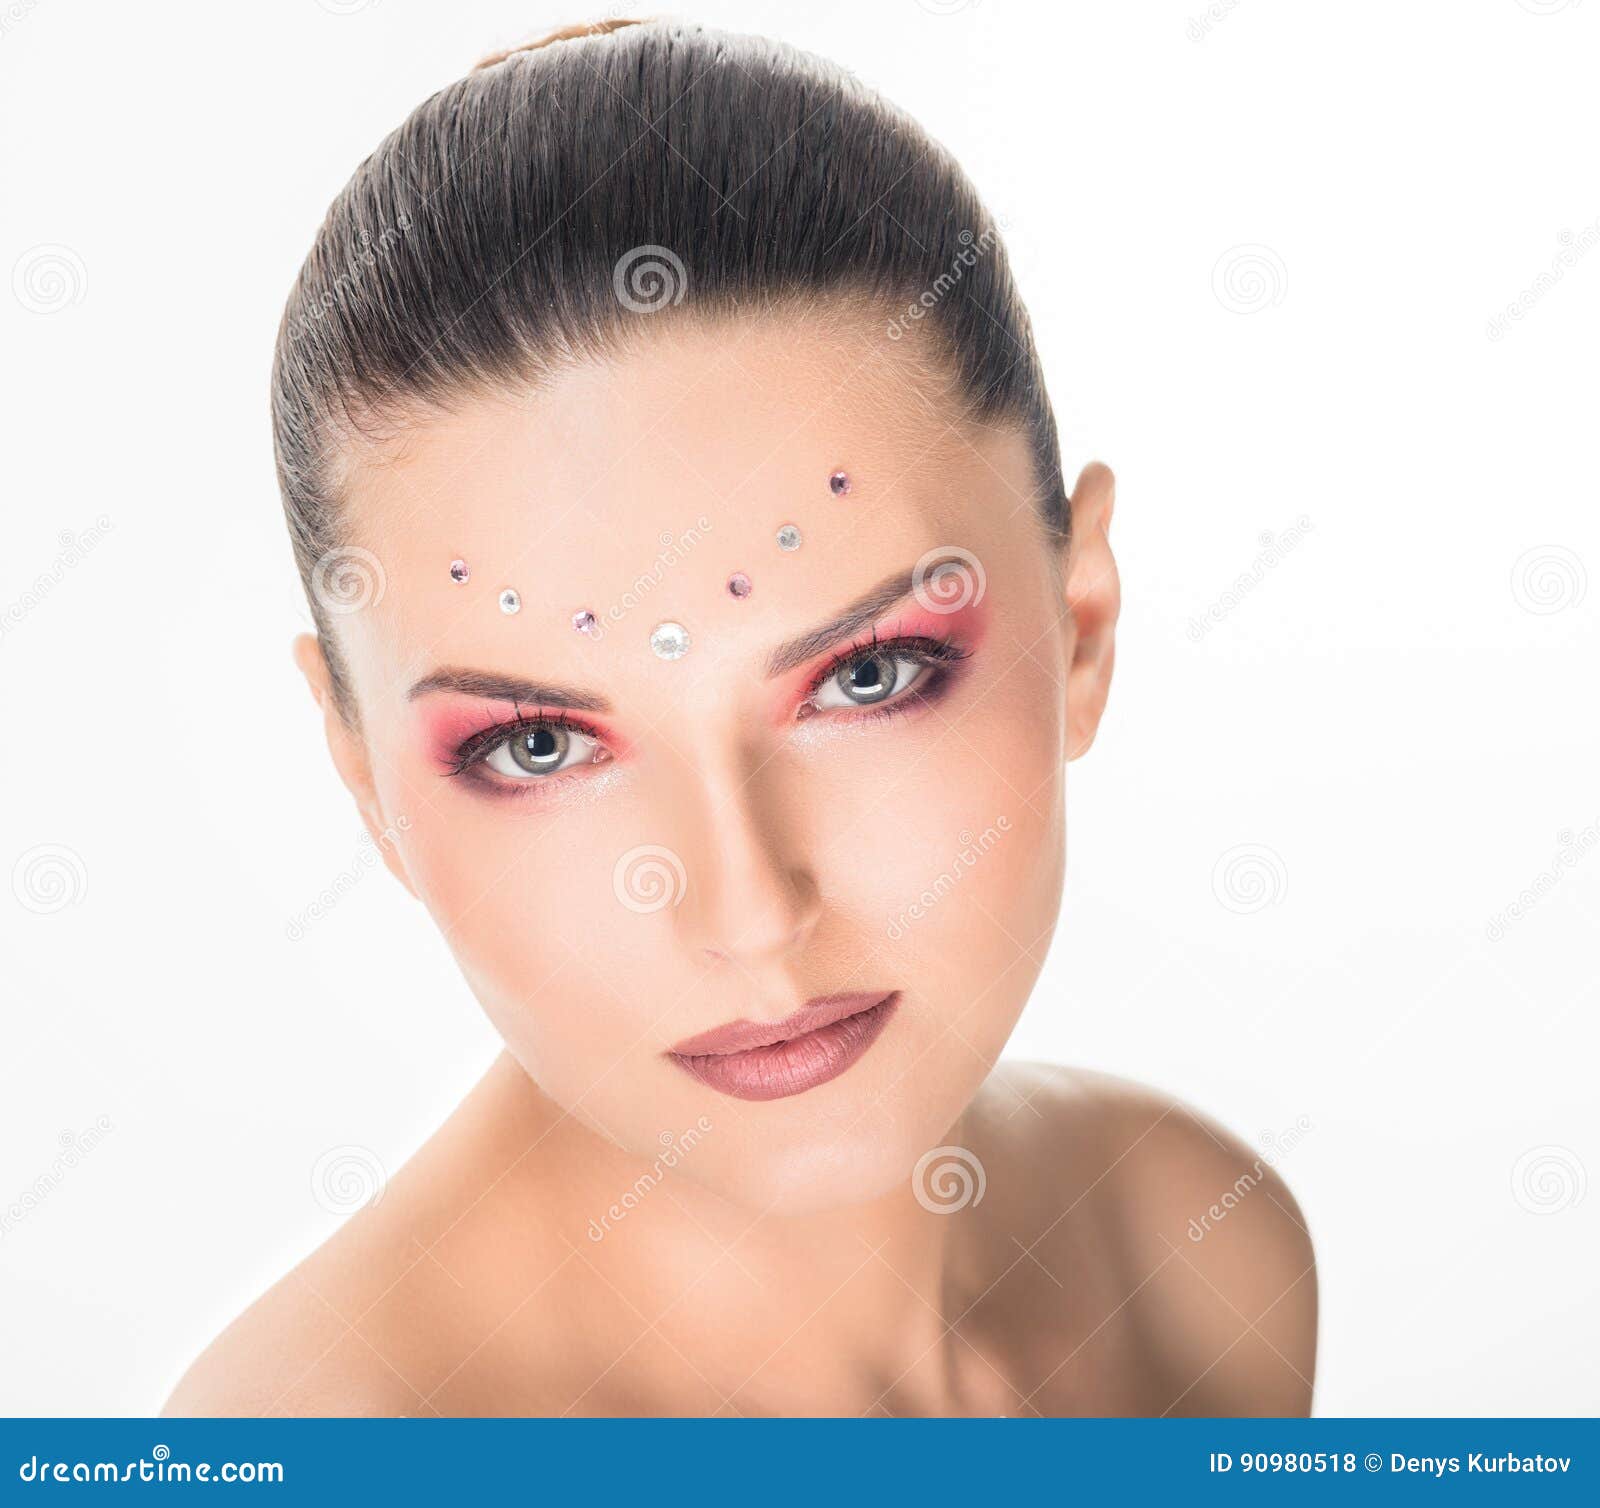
[776,524,802,552]
[572,609,598,634]
[828,470,851,496]
[650,621,691,660]
[498,588,521,615]
[727,572,752,598]
[448,559,469,583]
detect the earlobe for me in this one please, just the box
[290,634,420,901]
[1060,462,1121,763]
[292,633,330,710]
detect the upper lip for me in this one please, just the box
[667,991,896,1057]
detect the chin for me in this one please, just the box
[687,1119,945,1219]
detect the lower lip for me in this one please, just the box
[669,995,899,1102]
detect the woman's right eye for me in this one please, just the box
[482,723,603,779]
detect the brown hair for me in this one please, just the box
[272,18,1065,720]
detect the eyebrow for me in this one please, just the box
[408,560,948,706]
[406,667,611,712]
[763,563,927,678]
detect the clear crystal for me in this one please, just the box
[498,588,521,615]
[449,558,469,583]
[776,525,802,551]
[727,572,752,598]
[650,621,690,660]
[828,470,851,496]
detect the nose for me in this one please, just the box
[671,746,822,985]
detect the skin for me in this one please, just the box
[164,311,1316,1417]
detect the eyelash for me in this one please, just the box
[445,708,604,780]
[801,632,970,717]
[443,633,971,790]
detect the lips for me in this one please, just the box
[666,991,899,1102]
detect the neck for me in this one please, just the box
[484,1052,979,1411]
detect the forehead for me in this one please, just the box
[336,313,1030,687]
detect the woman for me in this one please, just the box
[165,18,1315,1418]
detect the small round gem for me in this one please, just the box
[498,588,521,615]
[650,621,691,660]
[572,609,598,634]
[727,572,752,599]
[449,558,470,583]
[829,470,851,496]
[776,524,802,552]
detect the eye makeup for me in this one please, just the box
[419,698,623,802]
[416,586,989,799]
[794,629,970,726]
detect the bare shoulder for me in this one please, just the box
[160,1181,460,1419]
[984,1062,1318,1415]
[164,1057,570,1418]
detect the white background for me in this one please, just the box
[2,0,1596,1417]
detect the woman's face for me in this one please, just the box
[308,313,1111,1215]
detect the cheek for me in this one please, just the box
[809,652,1064,1006]
[380,768,666,1082]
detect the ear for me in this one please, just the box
[292,634,418,899]
[1059,462,1120,762]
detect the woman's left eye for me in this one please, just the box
[811,651,931,711]
[482,723,601,779]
